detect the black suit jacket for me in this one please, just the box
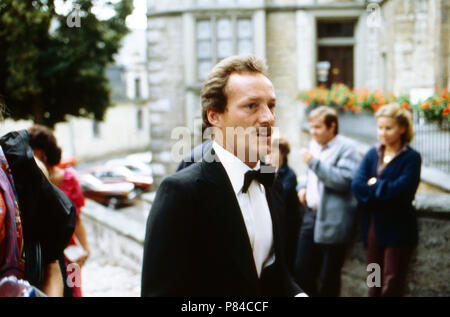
[175,139,212,172]
[276,162,303,273]
[141,144,302,296]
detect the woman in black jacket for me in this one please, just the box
[351,103,421,297]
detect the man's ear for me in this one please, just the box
[207,108,221,128]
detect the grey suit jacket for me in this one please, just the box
[303,136,361,244]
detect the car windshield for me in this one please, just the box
[82,174,103,187]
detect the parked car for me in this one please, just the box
[87,165,153,194]
[79,173,137,209]
[126,152,152,166]
[105,158,153,177]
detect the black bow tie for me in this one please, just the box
[242,169,275,193]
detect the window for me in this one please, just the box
[316,20,356,88]
[137,108,143,131]
[317,21,355,38]
[92,120,101,138]
[135,77,141,100]
[196,16,254,81]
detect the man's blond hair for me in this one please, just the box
[308,106,339,135]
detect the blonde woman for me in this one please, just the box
[351,103,421,297]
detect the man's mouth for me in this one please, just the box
[256,127,272,137]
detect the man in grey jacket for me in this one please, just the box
[295,106,361,297]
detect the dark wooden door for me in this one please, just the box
[318,46,354,88]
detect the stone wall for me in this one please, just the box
[341,194,450,297]
[147,16,186,185]
[81,200,144,274]
[266,11,305,178]
[442,0,450,90]
[378,0,445,94]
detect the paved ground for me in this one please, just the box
[82,253,141,297]
[81,198,150,297]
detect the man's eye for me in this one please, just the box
[268,104,275,110]
[247,104,255,109]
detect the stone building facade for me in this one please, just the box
[146,0,450,183]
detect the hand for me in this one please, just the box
[297,188,307,207]
[300,148,314,164]
[76,251,90,268]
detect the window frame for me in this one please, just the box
[194,13,254,82]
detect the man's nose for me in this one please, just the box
[258,105,275,125]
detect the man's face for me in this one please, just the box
[309,116,336,146]
[209,72,276,166]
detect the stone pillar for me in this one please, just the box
[293,10,316,177]
[266,11,302,177]
[147,16,185,187]
[296,10,315,92]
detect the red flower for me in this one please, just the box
[353,106,362,113]
[442,89,448,100]
[443,106,450,116]
[422,101,431,110]
[401,102,409,110]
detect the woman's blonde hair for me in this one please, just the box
[375,103,415,144]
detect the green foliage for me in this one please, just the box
[414,88,450,124]
[0,0,133,127]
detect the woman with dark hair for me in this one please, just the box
[0,103,63,296]
[28,124,91,297]
[351,103,421,297]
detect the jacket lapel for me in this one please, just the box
[198,144,259,285]
[263,173,284,264]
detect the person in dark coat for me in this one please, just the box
[269,137,303,274]
[351,103,421,297]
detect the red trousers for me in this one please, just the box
[366,216,413,297]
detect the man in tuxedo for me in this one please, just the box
[141,54,305,296]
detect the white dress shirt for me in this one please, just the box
[212,141,274,278]
[306,136,341,210]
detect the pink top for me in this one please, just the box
[59,168,85,246]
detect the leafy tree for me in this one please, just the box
[0,0,133,127]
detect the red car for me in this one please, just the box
[86,165,153,194]
[79,173,137,209]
